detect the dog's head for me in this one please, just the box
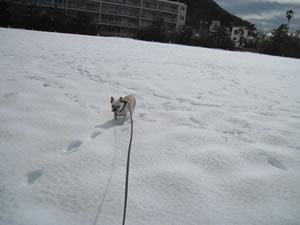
[110,96,126,113]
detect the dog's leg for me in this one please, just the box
[121,112,127,124]
[114,113,117,120]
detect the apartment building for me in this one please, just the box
[22,0,186,37]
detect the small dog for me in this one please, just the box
[110,95,136,121]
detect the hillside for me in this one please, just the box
[174,0,252,29]
[1,28,300,225]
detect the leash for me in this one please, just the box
[93,101,133,225]
[92,126,118,225]
[122,102,133,225]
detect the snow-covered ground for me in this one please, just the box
[0,28,300,225]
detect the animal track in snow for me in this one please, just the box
[223,129,254,144]
[193,102,221,108]
[139,113,146,118]
[176,98,202,106]
[138,113,156,122]
[227,118,250,129]
[256,111,276,117]
[230,79,240,85]
[64,93,80,104]
[259,152,287,170]
[90,105,99,110]
[153,93,171,100]
[43,81,64,89]
[3,92,18,98]
[26,75,45,82]
[25,169,43,185]
[77,67,90,76]
[176,98,191,104]
[197,93,203,99]
[223,129,245,136]
[189,116,208,129]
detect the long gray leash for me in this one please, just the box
[122,103,133,225]
[93,102,133,225]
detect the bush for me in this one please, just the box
[176,25,193,45]
[136,20,167,42]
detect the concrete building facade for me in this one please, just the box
[28,0,186,37]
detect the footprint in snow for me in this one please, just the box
[64,140,82,153]
[139,113,146,118]
[176,98,190,103]
[153,93,170,100]
[121,127,129,132]
[26,169,43,185]
[90,131,102,139]
[138,113,156,122]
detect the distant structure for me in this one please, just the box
[11,0,187,37]
[231,27,249,47]
[209,20,221,33]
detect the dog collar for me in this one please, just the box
[115,101,127,116]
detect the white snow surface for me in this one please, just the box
[1,28,300,225]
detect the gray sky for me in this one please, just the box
[214,0,300,31]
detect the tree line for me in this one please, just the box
[136,17,300,59]
[136,21,235,50]
[136,21,300,59]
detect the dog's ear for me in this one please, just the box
[119,97,124,102]
[110,96,114,103]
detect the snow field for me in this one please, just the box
[0,28,300,225]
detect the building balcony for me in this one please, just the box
[68,0,100,12]
[101,15,139,28]
[102,4,140,18]
[102,0,141,8]
[143,0,178,13]
[101,21,138,29]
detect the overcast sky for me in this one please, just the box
[214,0,300,31]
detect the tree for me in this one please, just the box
[286,9,294,29]
[261,24,288,56]
[136,20,167,42]
[261,23,300,58]
[211,25,234,50]
[176,25,193,45]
